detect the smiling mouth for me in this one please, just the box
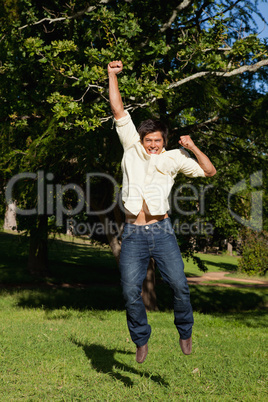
[148,149,158,154]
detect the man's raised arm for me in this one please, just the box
[179,135,217,177]
[108,60,127,120]
[107,60,140,149]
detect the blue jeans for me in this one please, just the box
[119,218,193,347]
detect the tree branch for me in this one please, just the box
[178,0,245,30]
[159,0,193,33]
[169,71,209,88]
[169,59,268,89]
[203,47,232,52]
[179,115,220,132]
[74,84,104,102]
[19,0,111,30]
[103,58,268,122]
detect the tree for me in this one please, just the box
[238,228,268,276]
[0,1,267,294]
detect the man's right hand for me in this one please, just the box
[108,60,123,75]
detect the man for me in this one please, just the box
[108,60,216,364]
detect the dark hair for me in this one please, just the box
[137,119,168,147]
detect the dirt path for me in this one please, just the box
[187,271,268,288]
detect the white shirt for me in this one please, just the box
[115,111,205,216]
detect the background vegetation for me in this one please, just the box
[0,0,267,278]
[1,2,267,399]
[238,228,268,276]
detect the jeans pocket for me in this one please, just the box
[121,225,137,241]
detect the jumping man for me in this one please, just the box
[108,60,216,363]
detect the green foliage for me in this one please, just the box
[238,229,268,276]
[0,0,267,264]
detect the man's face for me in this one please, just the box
[142,131,164,155]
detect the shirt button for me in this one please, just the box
[145,225,149,230]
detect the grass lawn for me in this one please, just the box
[0,231,267,400]
[0,296,267,401]
[184,252,240,277]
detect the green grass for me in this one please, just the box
[224,270,268,281]
[202,279,265,286]
[0,231,267,400]
[0,295,267,401]
[184,252,239,277]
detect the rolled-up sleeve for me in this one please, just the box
[114,111,140,150]
[175,149,206,178]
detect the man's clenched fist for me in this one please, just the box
[178,135,196,151]
[108,60,123,75]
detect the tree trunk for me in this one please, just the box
[142,258,158,311]
[227,242,233,256]
[97,212,122,264]
[107,234,122,264]
[27,215,50,276]
[4,202,17,230]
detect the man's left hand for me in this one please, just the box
[178,135,195,151]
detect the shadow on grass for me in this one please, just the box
[72,340,169,388]
[6,286,125,311]
[1,232,266,328]
[0,231,120,285]
[190,287,267,322]
[189,285,267,314]
[215,310,268,329]
[155,284,267,328]
[0,232,34,283]
[0,283,264,329]
[48,238,116,267]
[199,259,238,272]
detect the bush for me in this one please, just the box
[238,229,268,276]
